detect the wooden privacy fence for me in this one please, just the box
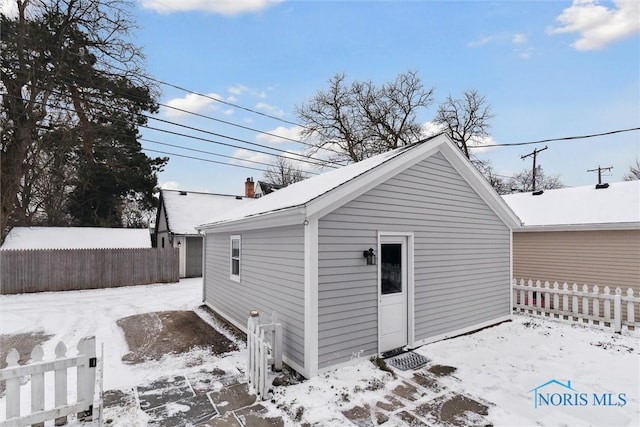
[513,278,640,333]
[0,337,98,427]
[247,311,282,400]
[0,248,179,294]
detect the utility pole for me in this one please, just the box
[521,146,548,192]
[587,165,613,187]
[587,165,613,189]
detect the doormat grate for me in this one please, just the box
[385,351,430,371]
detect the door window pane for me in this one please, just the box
[381,243,402,294]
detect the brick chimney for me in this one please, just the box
[245,177,255,198]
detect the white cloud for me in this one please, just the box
[422,121,445,137]
[467,35,494,48]
[163,92,222,117]
[256,102,285,118]
[159,181,181,190]
[512,33,528,44]
[517,47,534,59]
[1,0,18,17]
[140,0,283,16]
[422,121,496,153]
[467,135,497,153]
[256,126,304,145]
[228,84,248,96]
[230,149,273,167]
[547,0,640,50]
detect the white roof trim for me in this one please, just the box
[515,222,640,232]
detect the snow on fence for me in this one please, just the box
[0,248,179,294]
[512,279,640,333]
[0,336,98,427]
[247,311,282,400]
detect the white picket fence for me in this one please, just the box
[0,336,98,427]
[247,311,282,400]
[512,279,640,333]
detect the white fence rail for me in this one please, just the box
[247,311,282,400]
[0,336,97,427]
[512,279,640,333]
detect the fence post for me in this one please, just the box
[54,342,68,426]
[592,286,600,321]
[604,286,611,321]
[581,284,590,323]
[571,284,579,320]
[553,282,560,312]
[627,288,635,325]
[31,345,45,427]
[5,349,20,419]
[562,283,569,316]
[613,288,622,333]
[84,337,96,420]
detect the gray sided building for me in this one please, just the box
[198,134,521,378]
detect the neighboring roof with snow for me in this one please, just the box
[200,134,521,230]
[502,180,640,230]
[256,181,284,195]
[1,227,151,250]
[160,189,254,235]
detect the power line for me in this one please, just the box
[11,33,304,128]
[16,81,341,168]
[141,137,319,175]
[2,92,331,170]
[141,147,269,173]
[473,127,640,148]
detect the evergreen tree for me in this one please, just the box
[1,0,167,242]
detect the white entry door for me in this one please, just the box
[379,235,408,353]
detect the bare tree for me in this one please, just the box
[508,166,563,193]
[472,158,510,195]
[623,158,640,181]
[296,71,434,164]
[434,90,494,158]
[263,157,308,187]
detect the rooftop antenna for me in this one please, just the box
[587,165,613,189]
[521,146,548,193]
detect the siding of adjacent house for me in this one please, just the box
[203,225,306,369]
[513,229,640,294]
[317,151,511,369]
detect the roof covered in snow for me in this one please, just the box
[200,134,521,230]
[160,189,254,235]
[502,180,640,229]
[1,227,151,250]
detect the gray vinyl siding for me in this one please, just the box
[204,225,305,368]
[317,151,511,369]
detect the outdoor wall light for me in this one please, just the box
[177,241,181,247]
[363,248,376,265]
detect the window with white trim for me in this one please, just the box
[230,235,241,282]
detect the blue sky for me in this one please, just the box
[129,0,639,195]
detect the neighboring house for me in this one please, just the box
[243,177,284,198]
[198,134,520,378]
[255,180,284,198]
[155,189,253,278]
[503,180,640,292]
[0,227,151,249]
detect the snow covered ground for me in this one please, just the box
[1,279,638,426]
